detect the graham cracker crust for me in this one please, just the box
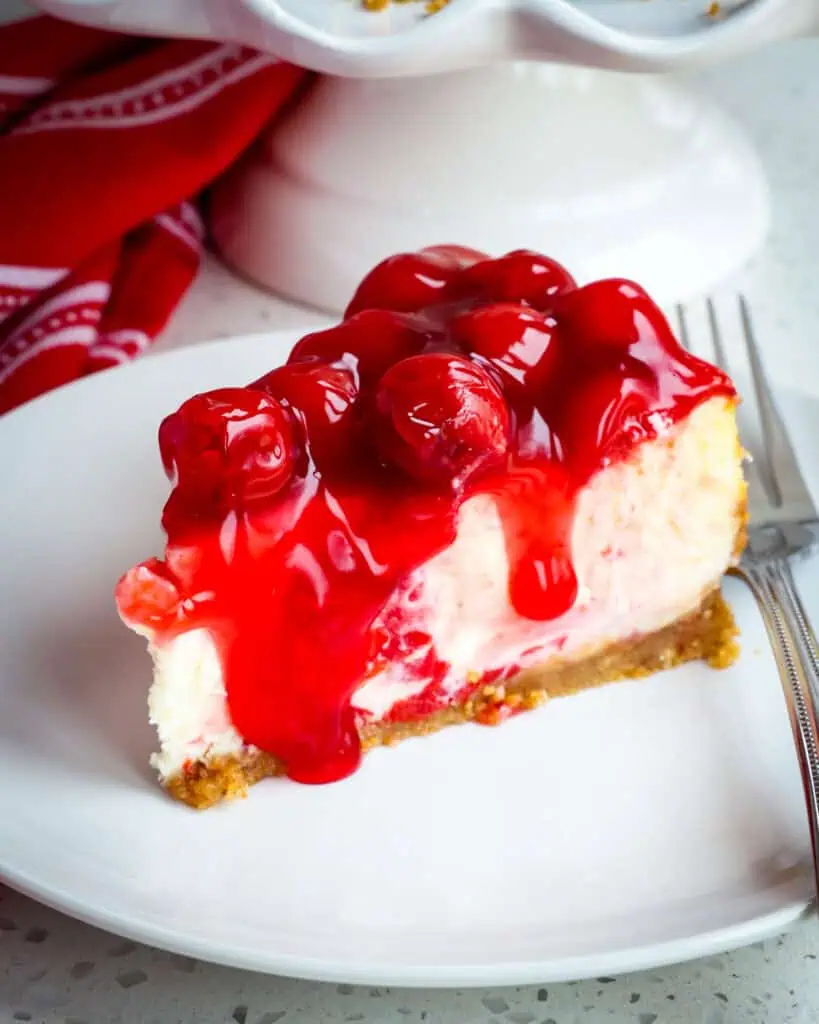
[166,588,739,810]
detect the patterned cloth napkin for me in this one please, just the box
[0,15,309,414]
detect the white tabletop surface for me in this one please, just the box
[4,0,819,1018]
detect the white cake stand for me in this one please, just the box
[37,0,819,312]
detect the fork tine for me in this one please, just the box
[739,295,783,508]
[705,297,730,373]
[739,295,816,517]
[702,297,776,520]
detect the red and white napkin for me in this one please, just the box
[0,15,309,415]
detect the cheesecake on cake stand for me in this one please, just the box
[36,0,819,311]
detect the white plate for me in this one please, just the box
[1,330,818,987]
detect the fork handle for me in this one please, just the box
[734,564,819,900]
[777,558,819,690]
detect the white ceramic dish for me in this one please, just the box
[1,330,818,986]
[209,66,769,314]
[34,0,819,76]
[34,0,803,308]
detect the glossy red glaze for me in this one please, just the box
[344,246,485,319]
[158,388,297,509]
[373,352,510,485]
[118,248,735,785]
[450,249,577,308]
[287,309,432,385]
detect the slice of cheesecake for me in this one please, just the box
[116,247,745,808]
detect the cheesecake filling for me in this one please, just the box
[116,248,739,786]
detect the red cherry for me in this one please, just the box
[159,388,296,507]
[372,352,510,485]
[116,558,180,632]
[418,244,486,268]
[288,310,430,384]
[225,409,297,505]
[158,401,220,487]
[451,250,576,309]
[560,368,658,478]
[450,302,561,389]
[554,278,677,356]
[344,247,486,318]
[255,363,358,464]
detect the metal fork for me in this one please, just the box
[677,296,819,897]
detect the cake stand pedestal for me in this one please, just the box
[209,62,769,314]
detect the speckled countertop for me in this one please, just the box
[3,0,819,1016]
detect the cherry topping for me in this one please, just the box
[452,250,576,309]
[554,278,677,356]
[254,363,358,465]
[372,353,510,485]
[158,388,296,509]
[450,302,561,390]
[509,546,577,622]
[421,244,487,267]
[344,247,485,318]
[116,558,180,631]
[560,368,658,478]
[497,461,578,621]
[288,310,431,385]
